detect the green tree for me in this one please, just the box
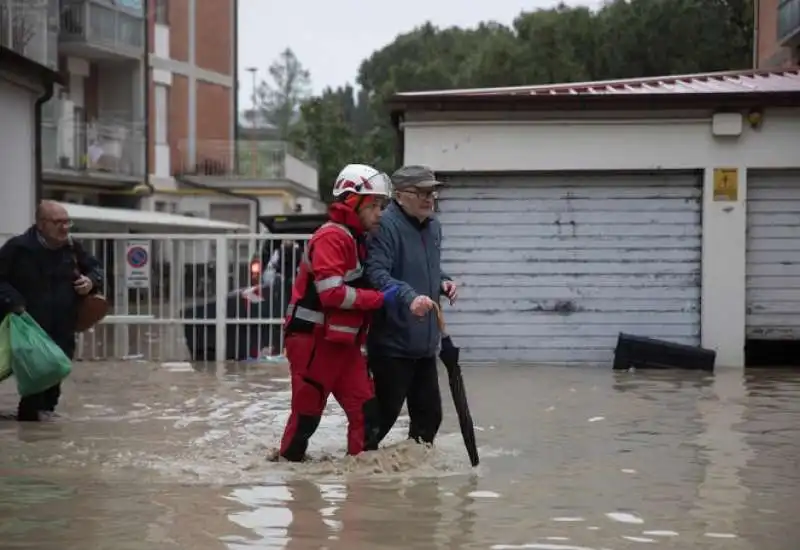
[513,5,597,83]
[299,94,359,202]
[253,48,311,141]
[589,0,753,79]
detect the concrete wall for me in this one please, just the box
[401,108,800,368]
[169,195,284,221]
[0,78,37,244]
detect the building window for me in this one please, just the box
[154,84,169,144]
[155,0,168,24]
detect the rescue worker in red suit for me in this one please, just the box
[277,163,419,462]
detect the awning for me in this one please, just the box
[60,202,249,233]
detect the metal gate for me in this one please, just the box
[746,169,800,340]
[71,232,308,362]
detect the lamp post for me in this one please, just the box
[245,67,258,127]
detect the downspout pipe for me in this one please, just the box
[35,82,56,206]
[141,0,155,198]
[232,0,240,174]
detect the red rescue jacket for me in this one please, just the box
[284,203,384,345]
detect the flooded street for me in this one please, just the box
[0,362,799,550]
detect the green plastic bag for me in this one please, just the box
[9,313,72,397]
[0,317,10,383]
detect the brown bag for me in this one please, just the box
[76,294,110,332]
[72,248,110,332]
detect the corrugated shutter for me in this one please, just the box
[437,173,702,365]
[746,170,800,339]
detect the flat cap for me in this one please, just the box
[391,165,441,190]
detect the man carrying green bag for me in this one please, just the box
[0,201,104,421]
[0,313,72,398]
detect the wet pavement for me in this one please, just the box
[1,361,799,549]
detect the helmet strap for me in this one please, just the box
[341,192,368,212]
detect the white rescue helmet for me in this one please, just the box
[332,164,392,199]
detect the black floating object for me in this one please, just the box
[439,334,480,467]
[613,332,716,372]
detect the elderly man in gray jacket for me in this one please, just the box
[365,165,458,446]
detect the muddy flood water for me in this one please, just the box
[0,362,799,550]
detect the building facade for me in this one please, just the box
[0,0,61,242]
[146,0,322,227]
[147,0,235,196]
[390,69,800,369]
[36,0,319,228]
[756,0,800,68]
[36,0,146,206]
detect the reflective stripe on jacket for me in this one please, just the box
[284,212,384,345]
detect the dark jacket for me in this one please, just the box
[365,201,450,359]
[0,227,104,358]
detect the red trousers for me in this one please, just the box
[279,333,379,461]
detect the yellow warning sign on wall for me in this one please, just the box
[713,167,738,202]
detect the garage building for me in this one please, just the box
[388,68,800,368]
[0,46,62,244]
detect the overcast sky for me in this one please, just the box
[236,0,603,108]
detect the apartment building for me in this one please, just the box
[147,0,236,212]
[756,0,800,68]
[38,0,320,228]
[37,0,146,208]
[147,0,322,227]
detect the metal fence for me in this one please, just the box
[41,109,146,178]
[71,233,310,363]
[176,139,319,191]
[59,0,145,54]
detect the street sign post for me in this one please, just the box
[125,240,151,289]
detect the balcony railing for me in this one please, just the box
[778,0,800,45]
[0,0,57,69]
[59,0,144,59]
[42,108,145,179]
[177,140,319,193]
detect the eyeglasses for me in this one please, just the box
[400,188,438,200]
[46,218,73,228]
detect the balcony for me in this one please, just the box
[41,102,145,185]
[778,0,800,46]
[0,0,58,69]
[59,0,144,60]
[176,140,320,198]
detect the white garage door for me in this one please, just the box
[437,173,702,365]
[746,170,800,340]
